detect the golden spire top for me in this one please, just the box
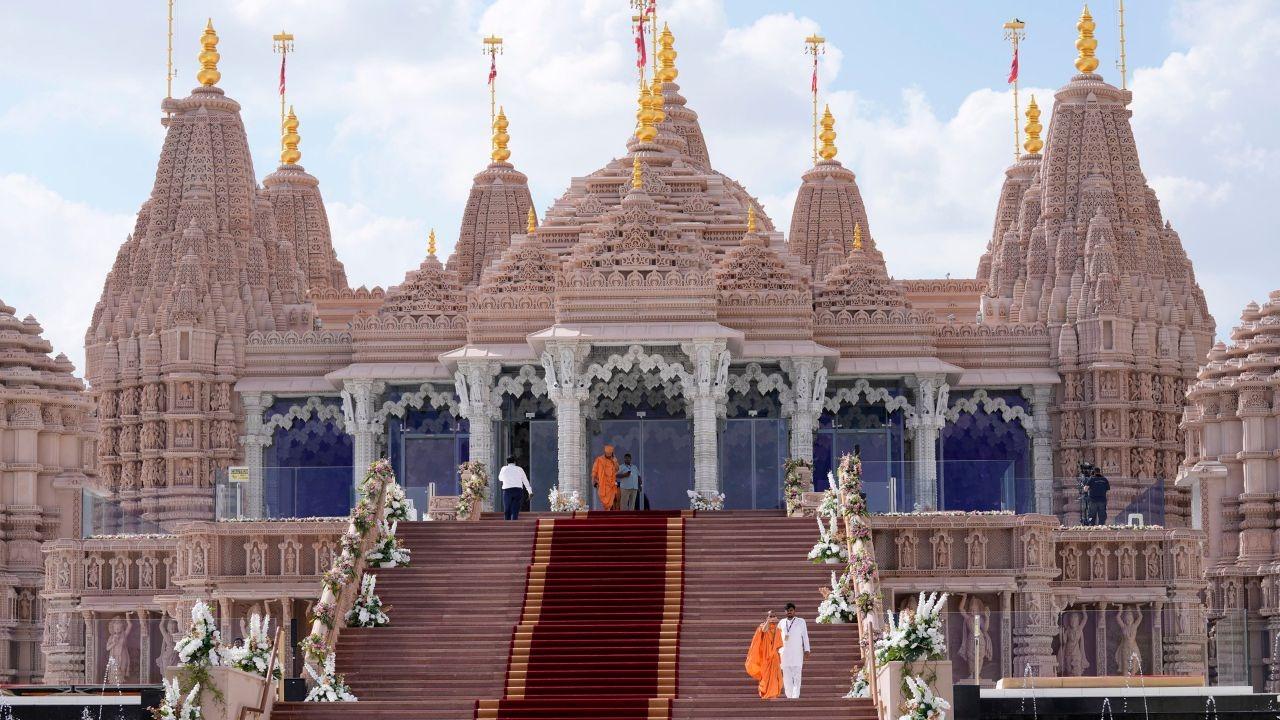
[526,206,537,235]
[635,84,658,143]
[281,106,301,164]
[428,229,437,257]
[852,222,863,251]
[818,104,837,161]
[746,205,757,233]
[631,156,644,189]
[1074,5,1100,74]
[657,23,678,83]
[1023,95,1044,155]
[491,106,511,163]
[650,76,666,126]
[197,19,222,87]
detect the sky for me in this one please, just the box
[0,0,1276,375]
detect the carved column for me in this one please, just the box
[240,392,271,518]
[908,375,948,511]
[81,610,96,683]
[1029,385,1055,515]
[1094,601,1109,675]
[1001,590,1013,679]
[682,341,731,497]
[1151,601,1165,674]
[341,380,385,488]
[280,597,294,674]
[455,360,502,480]
[781,357,828,464]
[138,611,151,683]
[542,343,591,499]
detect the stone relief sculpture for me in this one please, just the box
[1060,611,1089,677]
[1115,606,1143,675]
[958,595,992,678]
[105,614,134,683]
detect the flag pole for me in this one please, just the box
[1116,0,1128,89]
[166,0,176,102]
[1003,19,1026,162]
[273,30,295,134]
[804,34,825,166]
[483,35,503,136]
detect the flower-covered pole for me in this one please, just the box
[836,452,883,710]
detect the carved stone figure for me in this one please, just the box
[1115,606,1143,675]
[1060,612,1089,677]
[958,596,992,678]
[157,616,180,672]
[105,614,134,683]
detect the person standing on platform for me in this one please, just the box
[1084,465,1111,525]
[745,611,783,699]
[779,602,810,698]
[617,452,639,511]
[591,444,620,510]
[498,456,532,520]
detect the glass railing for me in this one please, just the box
[1053,474,1168,527]
[82,490,168,537]
[213,466,355,521]
[813,460,1038,515]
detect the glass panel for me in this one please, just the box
[590,420,642,510]
[752,419,784,510]
[529,420,559,512]
[848,429,893,513]
[813,431,834,491]
[720,419,754,510]
[404,436,461,496]
[641,419,693,510]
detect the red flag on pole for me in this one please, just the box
[811,54,818,93]
[1007,47,1019,84]
[279,53,287,96]
[635,18,647,69]
[488,53,497,85]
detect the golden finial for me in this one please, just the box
[526,206,537,234]
[818,104,837,161]
[657,23,678,83]
[635,84,657,143]
[428,229,437,257]
[631,156,643,189]
[1023,95,1044,155]
[853,222,863,251]
[1075,5,1099,74]
[491,106,511,163]
[281,106,301,164]
[650,76,666,126]
[197,19,221,87]
[746,206,757,233]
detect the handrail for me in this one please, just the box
[237,626,285,720]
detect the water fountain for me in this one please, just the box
[1203,694,1218,720]
[1018,662,1038,719]
[1098,697,1114,720]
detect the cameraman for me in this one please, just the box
[1083,465,1110,526]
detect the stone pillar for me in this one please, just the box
[82,610,96,683]
[138,611,151,683]
[1151,601,1165,675]
[781,357,828,464]
[1001,590,1013,680]
[239,392,271,518]
[341,380,385,488]
[907,376,947,511]
[454,361,502,481]
[1095,601,1109,675]
[681,341,731,497]
[1028,385,1055,515]
[541,344,591,499]
[280,597,294,675]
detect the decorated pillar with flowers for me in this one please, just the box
[681,339,731,504]
[541,342,591,500]
[340,380,385,489]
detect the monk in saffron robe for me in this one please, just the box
[745,612,784,699]
[591,445,620,510]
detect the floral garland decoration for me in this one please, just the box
[874,591,949,665]
[310,600,337,630]
[817,568,858,624]
[687,489,725,511]
[549,486,585,512]
[304,652,357,702]
[346,574,390,628]
[901,674,951,720]
[175,601,222,668]
[844,669,870,699]
[300,632,330,666]
[782,458,813,516]
[455,460,490,519]
[366,520,411,568]
[224,613,281,680]
[383,481,416,522]
[849,547,880,614]
[808,507,849,564]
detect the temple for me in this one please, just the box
[19,4,1266,700]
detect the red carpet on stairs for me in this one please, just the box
[476,513,686,720]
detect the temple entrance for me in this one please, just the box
[719,418,787,510]
[500,419,559,511]
[815,401,907,512]
[588,416,693,511]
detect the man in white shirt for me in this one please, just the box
[498,456,533,520]
[779,602,810,699]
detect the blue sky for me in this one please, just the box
[1,0,1276,373]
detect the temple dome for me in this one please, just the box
[377,246,467,321]
[813,238,934,357]
[468,214,559,344]
[713,216,812,341]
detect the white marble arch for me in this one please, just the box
[492,365,549,411]
[255,397,345,447]
[723,363,795,418]
[944,388,1033,434]
[823,378,916,418]
[581,345,694,389]
[372,382,460,437]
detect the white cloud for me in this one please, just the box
[325,201,428,290]
[0,174,131,375]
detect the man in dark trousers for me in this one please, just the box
[1084,466,1111,525]
[498,456,532,520]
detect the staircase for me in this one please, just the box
[273,511,877,720]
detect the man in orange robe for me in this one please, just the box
[745,612,783,699]
[591,445,620,510]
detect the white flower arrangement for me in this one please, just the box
[548,486,585,512]
[225,613,279,679]
[304,652,357,702]
[454,461,489,519]
[844,669,870,699]
[817,569,858,624]
[900,674,950,720]
[808,509,849,564]
[687,490,725,511]
[818,486,842,518]
[175,601,222,667]
[874,591,949,665]
[346,574,389,628]
[177,684,202,720]
[879,510,1014,518]
[382,482,416,522]
[365,520,410,568]
[156,678,202,720]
